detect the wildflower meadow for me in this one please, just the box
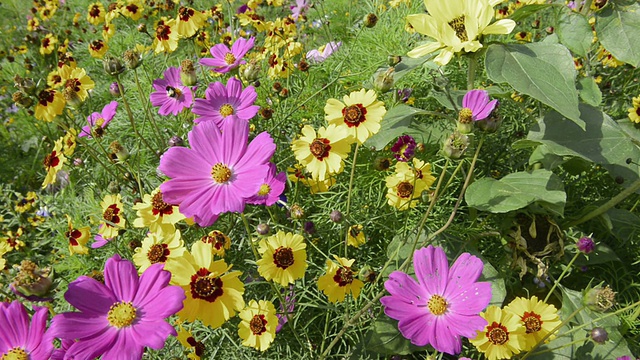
[2,0,640,359]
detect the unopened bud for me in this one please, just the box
[256,223,270,235]
[14,75,36,95]
[123,49,142,70]
[388,55,402,67]
[584,284,616,312]
[62,87,83,109]
[137,23,148,34]
[443,131,470,159]
[103,55,125,76]
[364,13,378,28]
[12,91,33,108]
[168,135,183,147]
[109,81,121,97]
[109,141,129,162]
[590,327,608,344]
[476,114,502,133]
[373,157,392,171]
[330,210,343,223]
[290,204,305,219]
[180,59,197,86]
[374,67,395,93]
[242,59,261,81]
[107,180,121,194]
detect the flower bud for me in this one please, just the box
[330,210,343,223]
[457,108,474,134]
[590,327,608,344]
[476,114,502,133]
[62,87,83,109]
[103,55,125,76]
[12,91,33,108]
[123,49,142,70]
[73,158,84,167]
[137,23,148,34]
[387,55,402,67]
[373,157,392,171]
[109,141,129,162]
[107,180,121,194]
[584,284,616,312]
[168,135,183,147]
[11,260,53,299]
[14,75,36,95]
[303,221,316,234]
[180,59,197,86]
[577,236,595,254]
[374,67,395,93]
[109,81,121,97]
[260,107,273,119]
[358,265,377,283]
[443,131,469,159]
[298,59,309,72]
[290,204,305,219]
[256,223,270,235]
[364,13,378,28]
[242,59,261,81]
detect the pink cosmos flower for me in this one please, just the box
[462,89,498,121]
[150,67,193,116]
[306,41,342,63]
[290,0,310,21]
[246,163,286,206]
[380,246,491,355]
[80,101,118,138]
[91,233,113,248]
[159,120,276,227]
[48,254,185,360]
[200,37,255,73]
[192,77,259,128]
[0,301,53,360]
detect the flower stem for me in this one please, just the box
[467,53,477,90]
[566,178,640,227]
[133,69,165,148]
[544,251,581,303]
[344,142,360,257]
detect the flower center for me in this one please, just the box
[224,52,236,65]
[211,163,232,183]
[156,24,171,41]
[147,243,169,263]
[43,151,60,168]
[107,302,137,328]
[102,204,120,224]
[166,86,182,99]
[257,184,271,196]
[190,268,224,302]
[249,314,268,335]
[334,267,354,287]
[448,16,468,42]
[309,138,331,160]
[179,6,194,21]
[522,311,542,334]
[486,321,509,345]
[273,247,295,269]
[151,191,173,216]
[38,89,55,106]
[126,4,139,14]
[2,348,28,360]
[66,229,82,246]
[219,104,235,117]
[427,294,448,315]
[89,5,101,18]
[202,231,229,250]
[65,78,82,93]
[458,107,473,123]
[396,181,414,198]
[342,104,367,127]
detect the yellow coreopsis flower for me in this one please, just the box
[176,7,207,38]
[317,256,364,303]
[325,89,387,144]
[504,296,562,351]
[40,33,58,55]
[200,230,231,257]
[62,128,77,157]
[238,300,278,351]
[102,22,116,41]
[597,46,623,68]
[1,228,25,252]
[59,65,95,102]
[406,0,516,66]
[257,231,307,286]
[133,230,186,273]
[470,305,526,360]
[121,0,144,21]
[47,70,63,88]
[42,139,66,189]
[153,18,179,54]
[98,194,126,239]
[166,242,245,328]
[347,224,366,247]
[27,17,40,32]
[15,192,37,213]
[88,39,109,58]
[87,2,106,25]
[291,124,351,181]
[132,188,185,234]
[64,215,90,255]
[177,325,204,359]
[307,177,336,194]
[514,31,532,42]
[396,158,437,190]
[628,96,640,124]
[385,163,428,211]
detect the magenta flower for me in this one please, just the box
[48,254,185,360]
[0,301,53,360]
[150,67,193,116]
[200,37,255,73]
[391,135,416,162]
[91,233,113,248]
[461,89,498,122]
[246,163,286,206]
[380,245,491,355]
[306,41,342,63]
[290,0,310,21]
[192,77,259,128]
[577,236,595,254]
[159,120,276,227]
[80,101,118,138]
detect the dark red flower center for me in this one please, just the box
[334,267,354,287]
[249,314,267,335]
[66,229,82,246]
[89,5,101,18]
[179,6,194,21]
[43,151,60,168]
[65,78,82,92]
[90,40,104,51]
[126,4,139,14]
[522,311,542,334]
[151,191,173,216]
[190,268,224,302]
[309,138,331,160]
[156,24,171,41]
[147,243,170,263]
[342,104,367,127]
[486,321,509,345]
[396,182,414,198]
[273,247,295,269]
[102,204,121,225]
[38,89,55,106]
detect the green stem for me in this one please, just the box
[344,142,360,257]
[114,74,159,157]
[544,252,580,303]
[133,69,165,147]
[467,53,477,90]
[527,338,589,356]
[567,178,640,227]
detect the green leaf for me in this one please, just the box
[364,317,426,355]
[509,4,553,21]
[557,10,594,57]
[577,77,603,107]
[529,144,568,170]
[603,208,640,243]
[525,104,640,185]
[365,104,447,150]
[485,43,582,128]
[567,243,621,266]
[465,169,566,216]
[596,4,640,67]
[481,259,507,307]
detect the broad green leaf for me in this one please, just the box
[366,104,448,150]
[485,43,582,128]
[577,77,602,106]
[566,243,621,266]
[616,118,640,147]
[465,169,566,216]
[524,104,640,185]
[529,144,568,170]
[596,4,640,67]
[480,259,506,307]
[392,55,433,82]
[509,4,553,21]
[364,317,416,355]
[603,208,640,243]
[557,10,594,57]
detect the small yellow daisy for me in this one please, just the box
[504,296,562,351]
[317,256,364,303]
[471,305,527,360]
[324,89,387,144]
[257,231,307,286]
[291,124,351,181]
[238,300,278,351]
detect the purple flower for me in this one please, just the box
[159,120,275,227]
[577,236,595,254]
[150,67,193,116]
[50,339,74,360]
[80,101,118,138]
[380,246,491,355]
[390,135,416,162]
[290,0,310,21]
[48,254,185,360]
[192,77,259,128]
[0,301,53,360]
[616,356,632,360]
[246,163,286,206]
[397,88,413,103]
[91,233,112,248]
[460,89,498,122]
[306,41,342,63]
[200,37,255,73]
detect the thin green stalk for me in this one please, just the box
[567,178,640,227]
[544,251,581,303]
[133,69,165,147]
[467,53,477,90]
[526,338,590,356]
[343,142,360,257]
[114,74,159,157]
